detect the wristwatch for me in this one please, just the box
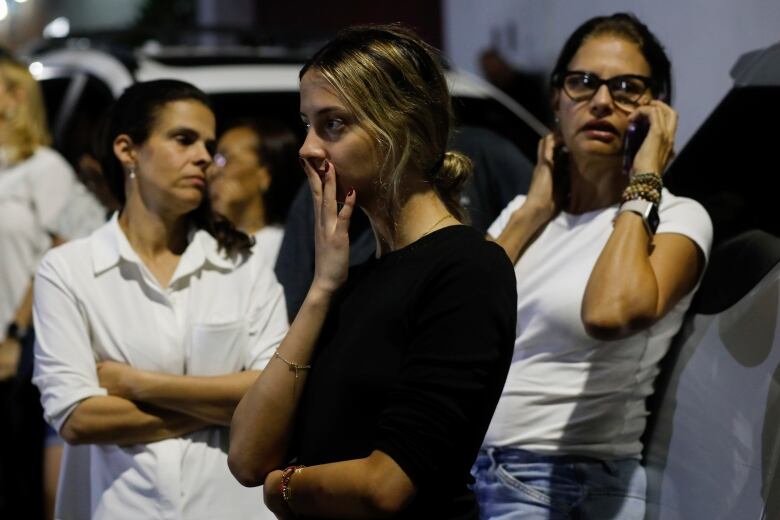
[616,198,660,236]
[5,322,28,342]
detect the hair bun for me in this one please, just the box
[429,150,473,222]
[430,150,472,194]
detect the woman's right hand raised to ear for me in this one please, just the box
[494,133,561,264]
[302,157,357,297]
[523,133,562,222]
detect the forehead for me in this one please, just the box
[153,100,215,137]
[569,35,651,77]
[299,70,348,114]
[219,126,259,150]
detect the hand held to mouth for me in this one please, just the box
[301,157,357,297]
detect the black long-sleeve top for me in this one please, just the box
[291,225,517,519]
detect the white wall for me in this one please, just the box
[443,0,780,147]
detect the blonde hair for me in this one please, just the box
[301,24,472,221]
[0,57,52,164]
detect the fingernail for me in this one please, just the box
[347,187,354,196]
[321,159,330,172]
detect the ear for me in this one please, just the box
[113,134,136,170]
[257,165,271,193]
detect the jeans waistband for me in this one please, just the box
[478,446,614,468]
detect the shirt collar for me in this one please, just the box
[90,213,239,277]
[90,213,123,275]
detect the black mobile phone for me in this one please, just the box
[622,115,650,176]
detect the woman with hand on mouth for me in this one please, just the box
[228,24,517,519]
[32,79,288,520]
[474,13,713,520]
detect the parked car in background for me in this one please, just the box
[26,41,548,169]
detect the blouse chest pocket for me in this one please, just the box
[187,320,248,376]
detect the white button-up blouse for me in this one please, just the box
[32,214,288,520]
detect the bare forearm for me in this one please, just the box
[14,234,65,329]
[230,286,333,485]
[13,281,34,329]
[269,451,415,519]
[61,395,207,446]
[129,370,260,426]
[582,213,659,338]
[494,204,553,263]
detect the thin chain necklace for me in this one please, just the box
[419,214,455,239]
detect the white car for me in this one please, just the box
[28,43,547,166]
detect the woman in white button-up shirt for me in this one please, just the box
[32,80,288,520]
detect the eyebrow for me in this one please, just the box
[299,106,347,119]
[568,70,650,80]
[166,127,216,151]
[167,126,215,140]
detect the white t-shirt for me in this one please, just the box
[253,225,284,268]
[33,214,288,520]
[484,189,713,459]
[0,147,76,340]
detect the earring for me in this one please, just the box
[128,165,136,180]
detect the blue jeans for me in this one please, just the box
[473,447,646,520]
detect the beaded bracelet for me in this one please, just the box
[621,184,661,205]
[621,171,663,205]
[273,351,311,380]
[279,465,305,505]
[630,172,663,189]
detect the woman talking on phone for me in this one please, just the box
[229,24,516,519]
[473,13,712,519]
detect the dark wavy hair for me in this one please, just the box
[221,117,304,225]
[98,79,252,255]
[550,12,673,104]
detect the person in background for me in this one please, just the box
[474,13,713,519]
[210,118,303,266]
[0,53,77,520]
[480,47,553,127]
[229,24,517,519]
[32,79,287,520]
[53,150,120,242]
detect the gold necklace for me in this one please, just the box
[420,214,455,239]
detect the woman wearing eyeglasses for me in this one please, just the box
[209,118,304,267]
[474,13,713,519]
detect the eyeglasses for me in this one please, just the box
[555,71,653,110]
